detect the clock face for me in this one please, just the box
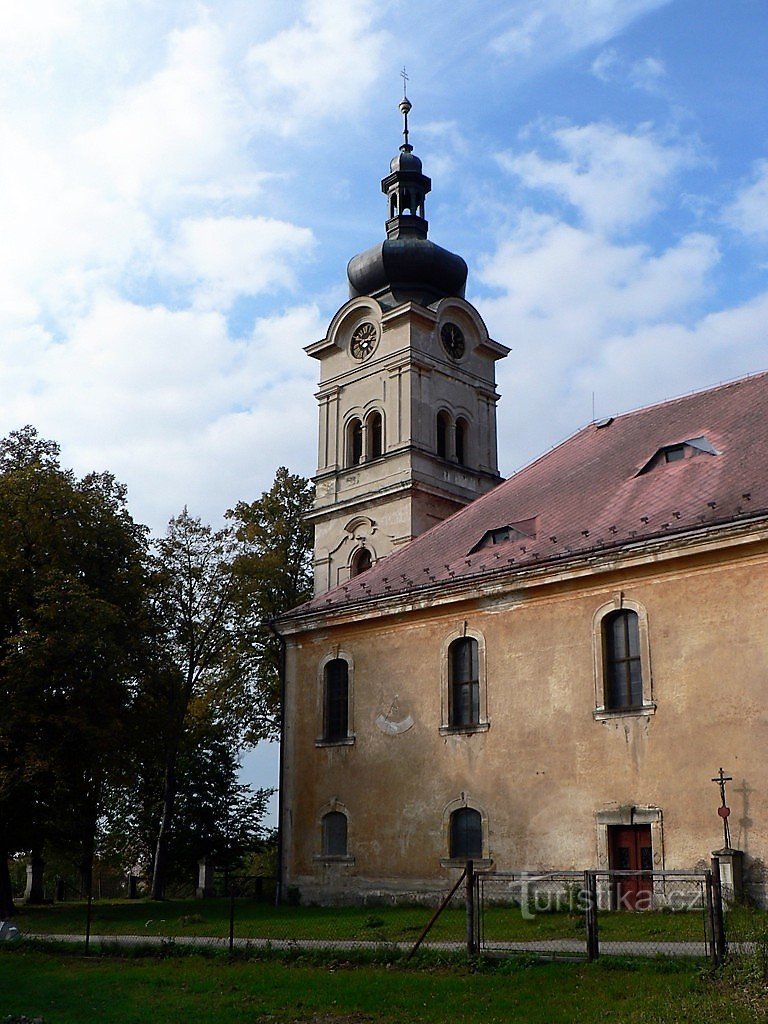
[350,321,378,360]
[441,322,465,359]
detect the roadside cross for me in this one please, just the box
[711,767,733,848]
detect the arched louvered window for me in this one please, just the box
[351,548,372,576]
[455,417,468,466]
[450,807,482,859]
[436,411,450,459]
[367,411,383,459]
[322,811,348,856]
[448,637,479,727]
[347,418,363,466]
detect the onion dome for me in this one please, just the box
[347,96,468,309]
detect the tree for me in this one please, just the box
[102,711,272,889]
[227,467,314,742]
[146,509,250,899]
[0,427,147,915]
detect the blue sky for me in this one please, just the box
[2,0,766,805]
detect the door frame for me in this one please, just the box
[595,806,664,910]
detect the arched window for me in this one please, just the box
[603,610,642,709]
[450,807,482,860]
[323,658,349,741]
[367,411,383,460]
[322,811,348,857]
[436,411,450,459]
[351,547,372,576]
[448,637,479,727]
[346,418,363,467]
[455,417,468,466]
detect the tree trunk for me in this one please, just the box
[0,846,16,918]
[79,833,95,899]
[151,755,178,900]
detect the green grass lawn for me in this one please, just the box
[13,896,749,947]
[0,948,762,1024]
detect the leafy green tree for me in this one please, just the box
[145,469,313,898]
[102,711,271,890]
[146,509,249,899]
[0,427,147,915]
[227,467,314,742]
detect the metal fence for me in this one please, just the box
[476,864,726,964]
[14,879,469,957]
[7,861,730,965]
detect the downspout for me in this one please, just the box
[267,619,287,905]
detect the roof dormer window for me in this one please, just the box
[637,436,720,475]
[470,517,537,553]
[664,444,686,463]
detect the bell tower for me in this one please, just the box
[306,97,509,594]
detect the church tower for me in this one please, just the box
[306,97,509,594]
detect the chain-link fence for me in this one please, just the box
[6,861,733,964]
[478,870,591,959]
[476,865,724,963]
[12,877,468,957]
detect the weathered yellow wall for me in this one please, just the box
[282,540,768,902]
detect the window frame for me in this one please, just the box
[322,810,348,856]
[316,651,355,746]
[449,807,483,859]
[436,410,450,460]
[346,417,363,467]
[440,797,492,868]
[366,409,384,460]
[448,636,480,728]
[455,416,468,466]
[440,627,489,735]
[592,597,655,720]
[314,802,355,864]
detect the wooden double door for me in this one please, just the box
[609,825,653,910]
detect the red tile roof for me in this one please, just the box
[291,370,768,618]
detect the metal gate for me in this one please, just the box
[476,865,725,963]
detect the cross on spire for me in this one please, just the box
[398,67,412,151]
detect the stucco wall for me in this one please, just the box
[281,539,768,903]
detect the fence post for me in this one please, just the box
[465,860,476,957]
[710,857,727,966]
[584,870,599,961]
[228,889,236,955]
[705,870,718,967]
[85,887,93,955]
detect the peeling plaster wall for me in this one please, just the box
[281,541,768,904]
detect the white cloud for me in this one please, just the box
[591,47,620,81]
[0,296,324,532]
[492,0,671,60]
[500,122,697,233]
[479,213,718,352]
[592,48,666,92]
[0,0,84,58]
[628,55,666,91]
[577,291,768,415]
[78,20,252,203]
[723,160,768,241]
[164,216,316,310]
[245,0,389,135]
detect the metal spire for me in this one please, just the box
[399,67,412,152]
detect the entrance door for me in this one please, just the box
[609,825,653,910]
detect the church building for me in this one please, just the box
[275,100,768,906]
